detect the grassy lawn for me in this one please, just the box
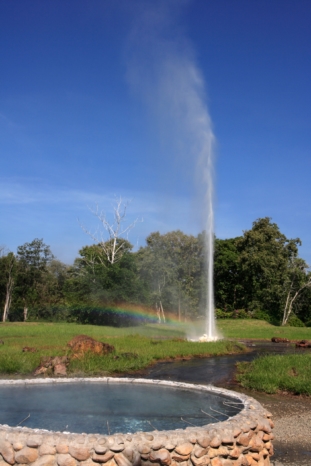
[1,320,310,392]
[0,322,245,377]
[217,319,311,340]
[236,353,311,395]
[212,319,311,396]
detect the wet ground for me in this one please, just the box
[140,341,311,466]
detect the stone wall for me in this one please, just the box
[0,378,274,466]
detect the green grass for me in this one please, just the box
[217,319,311,340]
[1,320,310,386]
[0,322,245,377]
[236,353,311,395]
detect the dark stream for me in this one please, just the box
[142,341,306,386]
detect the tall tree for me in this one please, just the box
[15,239,54,321]
[80,197,140,265]
[0,249,16,322]
[282,257,311,325]
[214,237,242,311]
[137,231,203,320]
[65,240,146,307]
[237,218,302,321]
[137,232,174,322]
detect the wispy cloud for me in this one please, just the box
[0,179,161,214]
[0,181,106,206]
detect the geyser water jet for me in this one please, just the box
[127,2,220,340]
[203,130,218,341]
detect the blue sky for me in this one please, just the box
[1,0,311,265]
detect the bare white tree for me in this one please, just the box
[282,271,311,325]
[0,247,16,322]
[80,197,141,265]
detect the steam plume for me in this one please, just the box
[126,1,218,339]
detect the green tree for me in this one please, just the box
[214,237,242,311]
[137,231,203,321]
[237,218,302,322]
[297,286,311,325]
[0,249,17,322]
[15,239,54,321]
[137,232,177,322]
[65,240,146,307]
[282,257,311,325]
[32,259,69,320]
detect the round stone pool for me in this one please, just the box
[0,378,243,434]
[0,378,275,466]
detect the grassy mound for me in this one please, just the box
[236,353,311,395]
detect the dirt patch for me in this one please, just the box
[67,334,115,356]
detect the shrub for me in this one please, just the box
[285,314,305,327]
[232,309,250,319]
[215,309,233,319]
[251,310,273,323]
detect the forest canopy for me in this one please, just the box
[1,218,310,327]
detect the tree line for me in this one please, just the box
[1,217,310,326]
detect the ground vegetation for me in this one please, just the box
[0,322,244,376]
[236,353,311,395]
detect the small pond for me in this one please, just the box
[0,381,242,434]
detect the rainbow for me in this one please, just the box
[68,303,185,326]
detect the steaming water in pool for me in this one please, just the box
[0,382,242,434]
